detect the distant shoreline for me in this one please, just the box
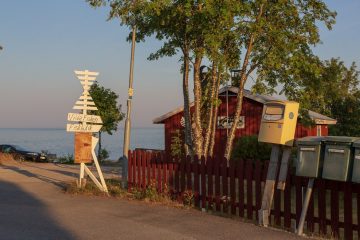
[0,126,163,130]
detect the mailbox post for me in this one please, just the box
[296,136,359,235]
[295,136,325,235]
[258,100,299,226]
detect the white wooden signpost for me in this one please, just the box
[66,70,108,193]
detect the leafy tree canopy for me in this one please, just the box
[89,83,124,135]
[284,58,360,136]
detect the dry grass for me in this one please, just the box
[64,178,190,209]
[0,153,15,165]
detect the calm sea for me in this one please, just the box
[0,128,164,160]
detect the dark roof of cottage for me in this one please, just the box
[153,86,337,125]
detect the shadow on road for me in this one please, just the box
[0,180,75,240]
[1,165,66,189]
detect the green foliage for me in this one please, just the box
[87,0,336,157]
[89,83,124,159]
[170,129,183,158]
[329,91,360,136]
[89,83,124,135]
[57,154,74,164]
[98,148,110,162]
[284,58,360,135]
[130,179,172,202]
[231,135,272,162]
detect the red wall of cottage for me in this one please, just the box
[162,96,329,158]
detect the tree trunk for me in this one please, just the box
[223,86,245,160]
[224,4,264,161]
[203,62,218,158]
[208,72,220,158]
[192,54,204,158]
[98,131,102,161]
[182,51,194,157]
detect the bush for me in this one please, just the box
[99,148,110,162]
[231,135,272,162]
[57,154,74,164]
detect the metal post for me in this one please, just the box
[122,25,136,188]
[296,178,314,236]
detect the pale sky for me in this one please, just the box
[0,1,359,128]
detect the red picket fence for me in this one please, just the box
[128,149,360,240]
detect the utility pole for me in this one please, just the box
[122,26,136,188]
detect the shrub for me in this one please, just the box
[99,148,110,162]
[181,190,195,207]
[231,135,272,162]
[57,154,74,164]
[170,129,183,158]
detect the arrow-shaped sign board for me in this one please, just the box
[67,123,102,133]
[74,70,99,76]
[67,113,103,124]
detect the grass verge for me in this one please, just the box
[64,178,192,209]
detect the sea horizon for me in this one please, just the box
[0,127,164,160]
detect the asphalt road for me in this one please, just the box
[0,161,304,240]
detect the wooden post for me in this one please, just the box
[296,178,314,236]
[258,144,281,226]
[277,146,292,190]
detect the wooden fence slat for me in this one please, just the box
[168,161,174,189]
[284,171,292,229]
[180,157,186,192]
[255,160,262,220]
[157,153,162,192]
[230,160,236,215]
[162,152,168,190]
[237,160,245,218]
[175,158,180,193]
[151,152,156,183]
[306,179,315,232]
[134,150,139,187]
[357,185,360,239]
[193,157,200,208]
[207,157,214,209]
[331,181,340,238]
[142,151,147,188]
[201,157,206,209]
[186,155,192,191]
[344,183,353,240]
[274,188,281,226]
[137,150,142,188]
[215,157,221,212]
[295,177,303,227]
[222,157,228,213]
[128,150,133,188]
[146,152,151,186]
[246,160,253,220]
[318,179,326,235]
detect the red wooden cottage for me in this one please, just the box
[153,86,337,157]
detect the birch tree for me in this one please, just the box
[87,0,336,161]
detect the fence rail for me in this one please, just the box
[128,149,360,240]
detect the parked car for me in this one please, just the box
[0,145,47,162]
